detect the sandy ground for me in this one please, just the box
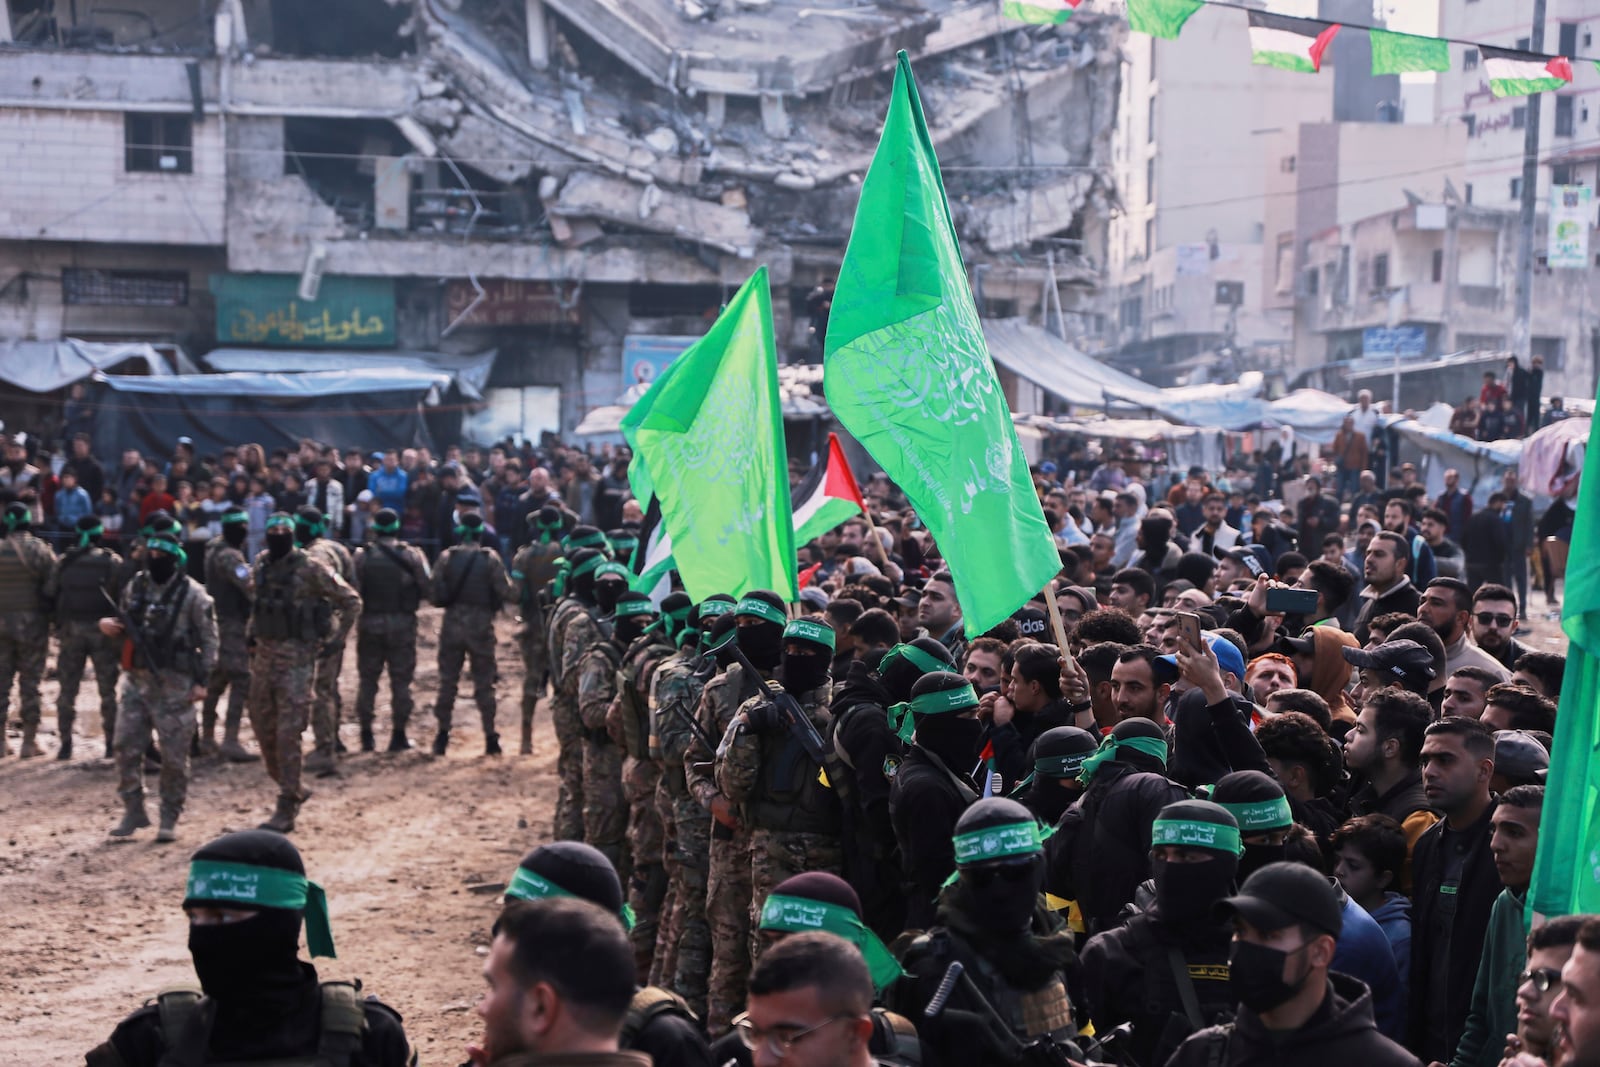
[1,608,552,1066]
[1,604,1572,1063]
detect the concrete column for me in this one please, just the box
[526,0,550,70]
[760,93,789,140]
[705,93,726,131]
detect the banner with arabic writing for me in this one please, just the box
[211,274,395,348]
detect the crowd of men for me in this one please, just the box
[10,416,1587,1067]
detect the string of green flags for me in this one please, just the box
[1013,0,1595,99]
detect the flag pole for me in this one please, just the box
[1043,578,1073,658]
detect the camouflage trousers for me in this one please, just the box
[56,618,120,739]
[434,613,497,735]
[582,735,629,878]
[114,668,196,818]
[705,822,753,1035]
[550,689,585,840]
[310,637,348,755]
[201,617,249,738]
[0,612,47,733]
[747,828,844,962]
[624,756,666,975]
[518,626,547,749]
[660,795,712,1021]
[249,639,316,802]
[355,615,418,733]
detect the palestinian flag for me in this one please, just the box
[1482,46,1574,98]
[1002,0,1079,25]
[630,498,676,606]
[1126,0,1203,39]
[1247,11,1340,73]
[792,432,867,547]
[1369,29,1450,74]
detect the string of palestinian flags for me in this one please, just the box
[1005,0,1594,100]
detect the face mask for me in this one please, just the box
[595,581,625,613]
[614,617,648,646]
[737,622,784,671]
[147,554,179,584]
[1239,842,1287,883]
[571,574,597,604]
[223,524,248,548]
[779,650,831,694]
[188,910,303,1001]
[1153,856,1238,925]
[962,856,1044,935]
[1228,938,1311,1014]
[916,713,984,770]
[265,532,294,559]
[1028,780,1080,826]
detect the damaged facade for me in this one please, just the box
[0,0,1123,434]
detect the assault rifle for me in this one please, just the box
[726,644,830,766]
[924,961,1085,1067]
[103,588,157,672]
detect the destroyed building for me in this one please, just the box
[0,0,1123,435]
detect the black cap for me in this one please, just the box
[1341,639,1436,683]
[1011,606,1048,640]
[1493,729,1550,785]
[1216,861,1343,938]
[515,841,623,914]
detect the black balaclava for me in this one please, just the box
[185,830,308,1002]
[778,620,835,695]
[1210,770,1293,882]
[594,571,628,614]
[735,590,788,671]
[613,592,657,647]
[1023,726,1099,824]
[147,548,180,585]
[1150,799,1242,925]
[567,547,603,605]
[566,524,609,560]
[292,505,324,547]
[910,670,984,770]
[878,637,955,705]
[3,501,29,534]
[221,509,250,549]
[706,614,741,668]
[953,797,1047,936]
[264,514,295,560]
[510,841,624,913]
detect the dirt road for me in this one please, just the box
[1,609,551,1065]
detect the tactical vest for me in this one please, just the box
[616,640,673,761]
[253,553,324,642]
[0,534,43,615]
[749,697,844,836]
[618,986,698,1051]
[128,575,197,674]
[361,541,421,614]
[1123,914,1235,1067]
[151,980,366,1067]
[440,547,494,608]
[204,542,251,621]
[55,546,117,621]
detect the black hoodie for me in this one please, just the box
[830,659,907,939]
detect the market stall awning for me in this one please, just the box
[203,348,497,401]
[0,339,175,393]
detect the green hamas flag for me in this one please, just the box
[823,52,1059,638]
[621,267,797,604]
[1369,29,1450,74]
[1125,0,1202,39]
[1530,408,1600,922]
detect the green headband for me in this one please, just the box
[454,522,482,538]
[294,517,326,537]
[564,531,607,551]
[736,597,787,625]
[570,555,605,580]
[1035,750,1091,779]
[372,516,400,534]
[1217,796,1294,832]
[615,594,655,617]
[610,536,638,554]
[1151,818,1244,856]
[595,562,631,582]
[146,537,187,563]
[77,521,104,548]
[1078,734,1169,787]
[2,509,25,530]
[505,866,635,931]
[953,820,1047,866]
[698,600,735,619]
[880,642,948,677]
[220,510,249,527]
[783,618,835,652]
[186,860,335,958]
[265,514,294,531]
[889,683,979,743]
[758,895,904,992]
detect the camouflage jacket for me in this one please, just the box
[305,537,355,584]
[716,682,833,805]
[685,662,766,811]
[510,541,563,625]
[559,607,607,699]
[651,648,710,798]
[353,538,431,622]
[546,596,588,692]
[577,625,622,733]
[250,547,362,645]
[0,529,56,614]
[606,633,676,752]
[431,543,515,611]
[119,570,219,683]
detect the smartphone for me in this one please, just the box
[1266,587,1321,615]
[1173,611,1204,653]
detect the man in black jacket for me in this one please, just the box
[1341,689,1437,888]
[1409,716,1502,1063]
[1355,532,1421,644]
[1165,862,1421,1067]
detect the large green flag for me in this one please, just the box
[824,52,1059,638]
[1530,409,1600,922]
[620,267,797,603]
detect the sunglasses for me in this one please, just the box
[1475,612,1514,628]
[1519,967,1562,994]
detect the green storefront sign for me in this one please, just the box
[212,274,395,348]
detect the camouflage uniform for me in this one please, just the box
[575,620,627,873]
[547,596,594,839]
[606,631,677,976]
[716,680,843,963]
[305,537,355,764]
[430,541,514,747]
[353,536,430,745]
[200,535,252,753]
[510,539,563,754]
[113,568,218,828]
[0,527,55,755]
[248,548,360,809]
[45,542,123,752]
[651,647,715,1011]
[687,661,765,1034]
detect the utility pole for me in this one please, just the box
[1512,0,1547,364]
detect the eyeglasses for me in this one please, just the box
[1518,967,1563,994]
[1475,612,1515,628]
[734,1014,856,1058]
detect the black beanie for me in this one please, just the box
[1211,769,1287,805]
[880,636,955,704]
[1109,716,1168,744]
[772,871,864,919]
[909,669,976,718]
[706,613,739,648]
[516,841,624,914]
[537,505,562,526]
[1155,799,1241,856]
[1033,725,1099,762]
[739,589,788,616]
[954,796,1035,837]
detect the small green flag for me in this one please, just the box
[1369,29,1451,74]
[621,267,797,604]
[824,52,1059,638]
[1002,0,1079,26]
[1529,405,1600,921]
[1126,0,1203,39]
